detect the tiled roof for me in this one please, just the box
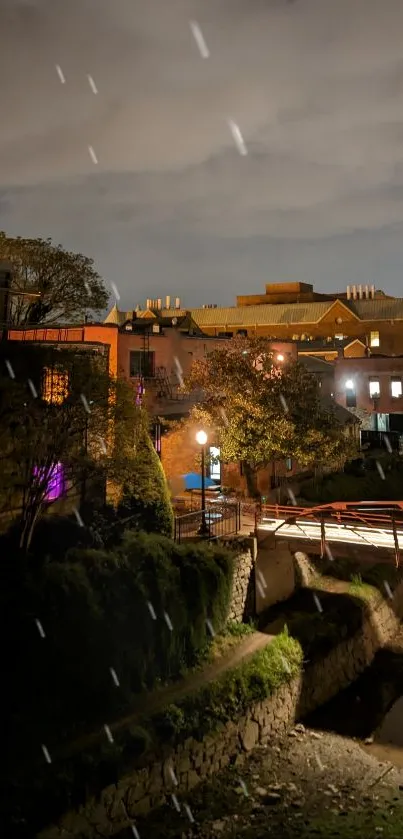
[105,296,403,329]
[184,303,331,327]
[299,356,335,374]
[351,299,403,320]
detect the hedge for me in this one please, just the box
[2,531,235,777]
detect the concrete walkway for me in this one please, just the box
[65,630,274,758]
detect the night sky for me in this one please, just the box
[2,0,403,310]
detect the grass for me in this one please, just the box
[348,572,377,601]
[309,556,403,595]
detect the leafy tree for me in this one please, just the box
[0,344,142,552]
[185,336,355,496]
[118,413,174,538]
[0,232,109,325]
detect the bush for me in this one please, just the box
[300,466,403,504]
[2,531,235,776]
[118,428,174,537]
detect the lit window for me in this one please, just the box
[285,457,292,472]
[391,379,402,398]
[292,334,299,341]
[369,380,380,398]
[335,334,344,341]
[209,447,221,481]
[43,368,69,404]
[345,379,356,408]
[370,331,380,348]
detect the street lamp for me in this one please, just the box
[195,429,210,536]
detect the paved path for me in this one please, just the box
[64,630,274,758]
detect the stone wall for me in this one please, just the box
[40,579,403,839]
[226,536,256,623]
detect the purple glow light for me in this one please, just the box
[34,463,65,501]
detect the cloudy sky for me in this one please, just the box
[2,0,403,309]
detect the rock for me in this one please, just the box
[264,792,282,805]
[365,736,374,745]
[310,731,322,740]
[255,787,268,797]
[327,784,339,795]
[212,820,226,833]
[240,719,259,752]
[294,723,305,734]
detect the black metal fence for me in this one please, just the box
[174,502,241,544]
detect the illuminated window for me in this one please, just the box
[369,379,380,398]
[345,379,356,408]
[43,367,69,404]
[391,379,402,398]
[33,463,65,501]
[209,447,221,481]
[292,334,299,341]
[335,334,344,341]
[370,331,380,348]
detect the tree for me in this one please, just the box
[185,337,355,497]
[0,232,109,326]
[118,413,174,538]
[0,344,142,551]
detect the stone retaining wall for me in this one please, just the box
[40,578,403,839]
[227,537,256,623]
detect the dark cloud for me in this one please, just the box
[1,0,403,306]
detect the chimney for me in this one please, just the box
[364,284,369,299]
[346,285,351,300]
[370,284,375,299]
[358,284,363,299]
[175,297,181,309]
[165,295,171,309]
[146,298,151,309]
[157,298,162,310]
[352,285,357,300]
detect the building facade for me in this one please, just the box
[334,356,403,437]
[106,282,403,356]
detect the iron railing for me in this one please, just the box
[174,502,241,543]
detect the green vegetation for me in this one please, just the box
[118,417,174,537]
[300,454,403,503]
[0,230,108,325]
[185,335,354,497]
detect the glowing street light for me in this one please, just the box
[276,353,284,363]
[196,430,210,536]
[345,379,354,389]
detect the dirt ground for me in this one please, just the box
[129,723,403,838]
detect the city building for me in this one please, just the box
[106,283,403,355]
[334,356,403,442]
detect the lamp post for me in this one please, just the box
[196,429,210,537]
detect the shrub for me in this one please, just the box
[118,428,174,537]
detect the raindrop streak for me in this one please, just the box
[73,507,84,527]
[206,619,215,637]
[164,612,173,631]
[384,435,392,453]
[171,794,181,812]
[169,767,178,786]
[325,543,334,562]
[147,601,157,620]
[5,359,15,378]
[104,724,114,743]
[88,145,98,164]
[99,437,107,454]
[173,356,184,387]
[130,826,140,839]
[287,488,297,506]
[41,744,52,764]
[55,64,66,84]
[80,393,91,414]
[110,667,120,687]
[279,393,289,413]
[35,618,46,638]
[313,594,323,613]
[376,461,385,480]
[87,74,98,94]
[257,569,267,590]
[184,804,195,823]
[111,282,120,301]
[227,119,248,156]
[384,581,393,599]
[28,379,38,398]
[315,753,325,771]
[256,579,265,599]
[238,779,249,797]
[84,280,92,297]
[189,20,210,58]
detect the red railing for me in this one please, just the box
[257,501,403,567]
